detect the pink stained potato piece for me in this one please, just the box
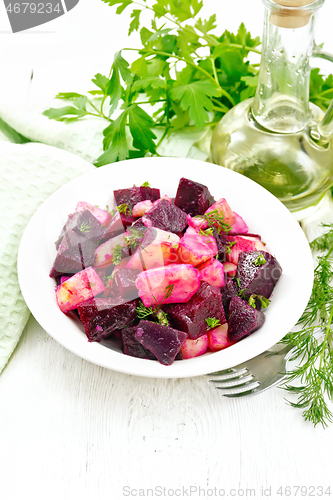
[181,334,209,359]
[75,201,111,226]
[227,235,266,265]
[208,323,234,351]
[178,227,218,267]
[223,262,237,277]
[198,258,225,287]
[132,200,154,217]
[186,214,207,230]
[127,227,180,271]
[56,267,105,313]
[94,232,128,268]
[205,198,235,228]
[229,212,249,235]
[135,264,200,307]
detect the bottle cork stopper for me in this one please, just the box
[270,0,317,28]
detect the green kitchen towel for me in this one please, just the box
[0,142,94,374]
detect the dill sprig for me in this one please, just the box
[281,224,333,427]
[80,221,91,233]
[136,301,169,326]
[112,244,124,265]
[205,317,221,329]
[195,209,231,235]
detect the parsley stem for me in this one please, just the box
[210,57,219,87]
[211,98,230,113]
[228,43,261,54]
[156,126,170,149]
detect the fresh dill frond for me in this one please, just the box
[136,301,154,319]
[136,301,169,326]
[281,224,333,427]
[141,181,150,187]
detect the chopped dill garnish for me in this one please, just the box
[163,284,174,301]
[117,203,129,215]
[141,181,150,187]
[253,254,267,266]
[225,241,236,254]
[136,301,169,326]
[79,221,91,233]
[199,227,214,236]
[195,209,231,235]
[112,244,123,265]
[248,294,270,309]
[205,317,221,329]
[136,301,154,319]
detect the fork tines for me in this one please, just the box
[208,368,261,396]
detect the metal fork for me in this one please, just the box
[208,328,325,398]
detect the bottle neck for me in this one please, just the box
[251,2,317,133]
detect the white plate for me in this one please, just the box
[18,157,313,378]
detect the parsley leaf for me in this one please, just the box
[170,80,221,129]
[128,105,157,154]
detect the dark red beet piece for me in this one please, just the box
[236,251,282,300]
[174,177,214,216]
[122,325,157,360]
[77,297,139,342]
[114,186,160,208]
[120,213,138,229]
[213,229,229,262]
[56,210,105,249]
[227,296,265,342]
[105,268,140,300]
[50,230,97,278]
[131,218,146,229]
[221,279,238,320]
[101,211,125,241]
[143,199,187,233]
[135,320,186,365]
[163,282,226,340]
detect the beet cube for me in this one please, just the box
[102,211,125,241]
[227,296,265,342]
[236,251,282,300]
[221,279,238,320]
[114,186,160,209]
[77,297,138,342]
[174,177,214,216]
[107,268,140,301]
[122,325,157,360]
[120,213,138,229]
[143,199,187,233]
[135,320,187,365]
[50,230,97,278]
[214,229,229,262]
[163,282,226,340]
[56,210,105,249]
